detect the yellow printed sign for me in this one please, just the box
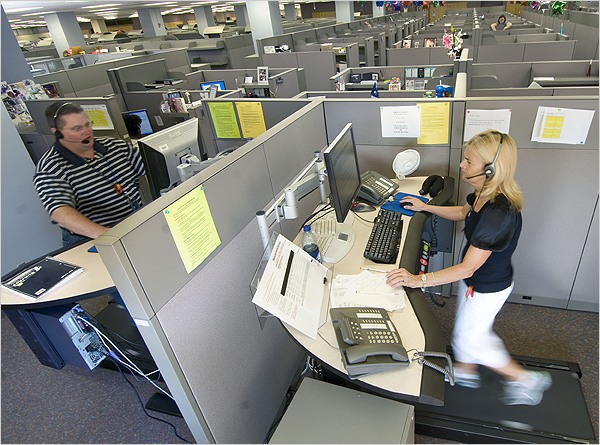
[81,104,114,129]
[541,115,565,139]
[417,102,450,145]
[208,102,241,138]
[235,102,267,138]
[163,185,221,274]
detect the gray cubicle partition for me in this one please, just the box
[198,98,311,157]
[95,100,329,443]
[262,52,337,91]
[458,96,598,312]
[22,96,130,162]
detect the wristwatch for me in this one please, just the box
[421,273,427,292]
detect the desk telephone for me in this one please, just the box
[358,171,399,206]
[330,307,409,379]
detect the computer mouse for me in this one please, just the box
[352,201,376,213]
[399,201,413,208]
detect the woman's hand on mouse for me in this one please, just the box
[400,197,427,212]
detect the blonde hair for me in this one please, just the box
[466,130,523,211]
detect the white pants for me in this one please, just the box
[451,280,513,369]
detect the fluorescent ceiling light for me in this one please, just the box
[82,3,121,8]
[3,6,43,13]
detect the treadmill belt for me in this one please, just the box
[415,363,595,443]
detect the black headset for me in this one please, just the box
[483,132,504,178]
[419,175,444,197]
[52,102,73,139]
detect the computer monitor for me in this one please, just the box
[121,109,154,137]
[137,118,203,200]
[322,123,362,224]
[200,80,226,91]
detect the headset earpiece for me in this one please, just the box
[419,175,444,197]
[484,133,504,178]
[54,129,64,139]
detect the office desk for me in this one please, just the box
[532,76,600,87]
[1,240,116,310]
[284,176,452,406]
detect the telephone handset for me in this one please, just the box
[358,171,399,206]
[330,307,409,379]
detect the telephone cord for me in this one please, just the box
[412,350,455,386]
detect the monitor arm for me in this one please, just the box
[256,153,328,250]
[177,154,205,183]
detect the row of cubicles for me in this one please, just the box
[95,93,598,443]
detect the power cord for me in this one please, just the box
[110,357,192,444]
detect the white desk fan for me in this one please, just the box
[392,149,420,179]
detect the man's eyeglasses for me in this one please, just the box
[64,121,94,133]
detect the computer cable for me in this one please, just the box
[109,356,192,444]
[76,316,170,397]
[301,203,333,228]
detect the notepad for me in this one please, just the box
[2,257,83,299]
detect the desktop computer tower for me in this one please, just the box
[5,304,106,370]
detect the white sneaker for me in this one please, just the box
[501,371,552,406]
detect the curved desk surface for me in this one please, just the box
[284,176,454,406]
[1,240,116,310]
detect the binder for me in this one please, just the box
[2,257,83,299]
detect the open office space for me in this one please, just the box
[1,1,598,443]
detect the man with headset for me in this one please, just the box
[34,102,146,247]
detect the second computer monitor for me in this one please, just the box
[137,118,202,200]
[200,80,226,91]
[121,109,154,137]
[323,123,362,223]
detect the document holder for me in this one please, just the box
[250,231,280,329]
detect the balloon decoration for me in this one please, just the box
[376,1,385,7]
[550,0,567,15]
[423,1,429,9]
[531,1,538,9]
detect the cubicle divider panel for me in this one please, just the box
[65,62,116,97]
[96,100,327,442]
[476,43,526,63]
[24,96,128,139]
[296,52,337,91]
[33,70,75,97]
[322,98,453,178]
[149,48,191,74]
[523,40,576,62]
[572,24,599,60]
[387,47,431,66]
[459,97,598,309]
[107,59,170,95]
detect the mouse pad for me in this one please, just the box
[381,192,428,216]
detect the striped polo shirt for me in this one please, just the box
[33,137,146,229]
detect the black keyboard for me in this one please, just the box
[363,209,403,264]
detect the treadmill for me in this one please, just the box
[414,353,596,443]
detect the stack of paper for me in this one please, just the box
[330,270,406,312]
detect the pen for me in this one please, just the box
[360,267,388,273]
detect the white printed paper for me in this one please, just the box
[464,108,512,141]
[330,271,406,312]
[251,234,328,339]
[531,106,595,144]
[380,106,420,138]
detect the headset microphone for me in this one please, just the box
[465,171,487,179]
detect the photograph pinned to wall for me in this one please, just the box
[263,45,276,54]
[388,83,402,91]
[424,37,437,48]
[413,41,420,48]
[402,39,411,48]
[257,66,269,84]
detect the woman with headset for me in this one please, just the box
[385,130,551,406]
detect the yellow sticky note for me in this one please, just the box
[235,102,267,139]
[163,185,221,274]
[417,102,450,145]
[208,102,241,138]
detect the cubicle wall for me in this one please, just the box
[23,96,129,163]
[262,52,337,91]
[458,96,598,312]
[95,101,329,443]
[198,98,311,157]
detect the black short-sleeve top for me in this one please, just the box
[462,193,522,293]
